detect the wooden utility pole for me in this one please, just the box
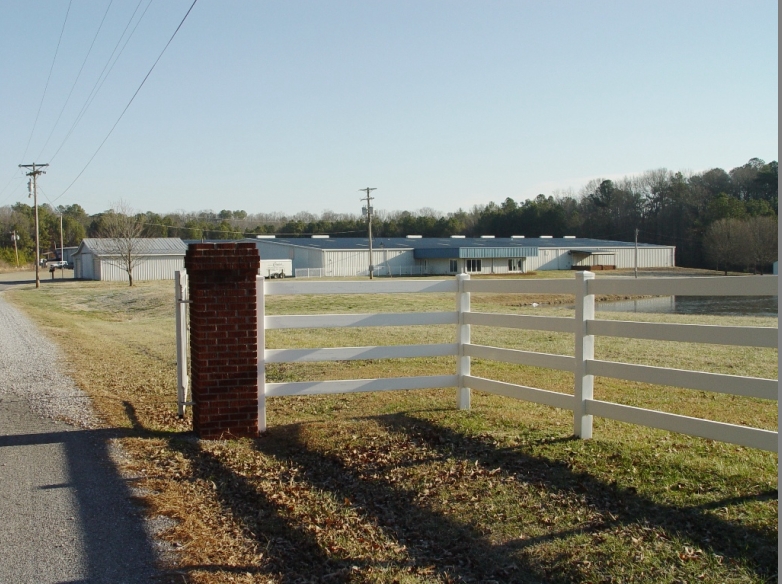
[19,163,48,288]
[634,228,639,278]
[359,187,377,279]
[60,213,65,279]
[11,230,19,267]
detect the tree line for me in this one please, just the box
[0,157,776,272]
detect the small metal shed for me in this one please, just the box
[72,238,187,281]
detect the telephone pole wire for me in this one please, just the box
[360,188,377,279]
[19,163,48,288]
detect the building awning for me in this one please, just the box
[569,249,615,256]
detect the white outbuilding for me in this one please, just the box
[244,236,676,277]
[72,238,187,281]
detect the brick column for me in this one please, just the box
[184,243,260,439]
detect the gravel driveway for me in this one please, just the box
[0,286,163,583]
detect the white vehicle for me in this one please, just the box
[260,259,292,279]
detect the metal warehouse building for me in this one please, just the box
[244,236,675,277]
[73,238,187,281]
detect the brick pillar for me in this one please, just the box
[184,243,260,439]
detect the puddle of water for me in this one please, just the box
[595,296,778,317]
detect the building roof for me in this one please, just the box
[244,236,672,259]
[74,238,187,257]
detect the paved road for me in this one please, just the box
[0,269,72,292]
[0,282,162,583]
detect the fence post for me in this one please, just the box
[175,270,189,417]
[184,243,260,439]
[456,273,471,409]
[257,275,266,433]
[574,270,595,438]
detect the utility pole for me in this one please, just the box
[359,187,376,279]
[634,228,639,279]
[19,163,48,288]
[11,231,19,267]
[60,213,64,280]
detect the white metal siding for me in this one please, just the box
[325,249,415,277]
[571,253,616,268]
[429,258,453,275]
[611,247,675,269]
[77,252,95,279]
[530,249,560,271]
[529,248,675,271]
[255,241,295,261]
[97,256,185,282]
[374,249,414,276]
[253,241,675,275]
[293,248,323,273]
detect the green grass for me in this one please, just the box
[6,276,778,584]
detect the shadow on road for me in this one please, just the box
[0,422,162,583]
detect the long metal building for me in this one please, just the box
[72,238,187,281]
[244,236,675,277]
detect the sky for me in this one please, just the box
[0,0,777,217]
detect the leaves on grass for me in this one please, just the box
[7,280,778,584]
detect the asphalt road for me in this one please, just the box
[0,268,73,292]
[0,281,162,583]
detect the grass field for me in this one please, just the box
[6,273,778,584]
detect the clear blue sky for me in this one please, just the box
[0,0,777,216]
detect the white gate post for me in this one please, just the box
[175,270,189,417]
[456,273,471,409]
[257,275,267,433]
[574,270,595,438]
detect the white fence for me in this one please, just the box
[175,270,190,417]
[256,273,778,452]
[295,268,325,278]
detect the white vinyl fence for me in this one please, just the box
[256,273,778,451]
[175,270,190,417]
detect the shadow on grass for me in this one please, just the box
[370,414,778,580]
[165,436,368,582]
[135,403,776,583]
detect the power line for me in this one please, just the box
[19,0,73,163]
[53,0,198,202]
[0,174,27,206]
[36,0,116,161]
[49,0,152,164]
[0,1,72,205]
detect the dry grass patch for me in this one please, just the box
[6,277,777,584]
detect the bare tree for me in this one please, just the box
[98,200,145,286]
[703,218,746,275]
[745,215,778,274]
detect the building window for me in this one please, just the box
[466,259,482,272]
[508,258,524,272]
[449,259,458,273]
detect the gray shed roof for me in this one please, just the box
[74,238,187,257]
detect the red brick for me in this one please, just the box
[186,243,260,440]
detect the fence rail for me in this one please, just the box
[249,273,780,451]
[587,320,778,347]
